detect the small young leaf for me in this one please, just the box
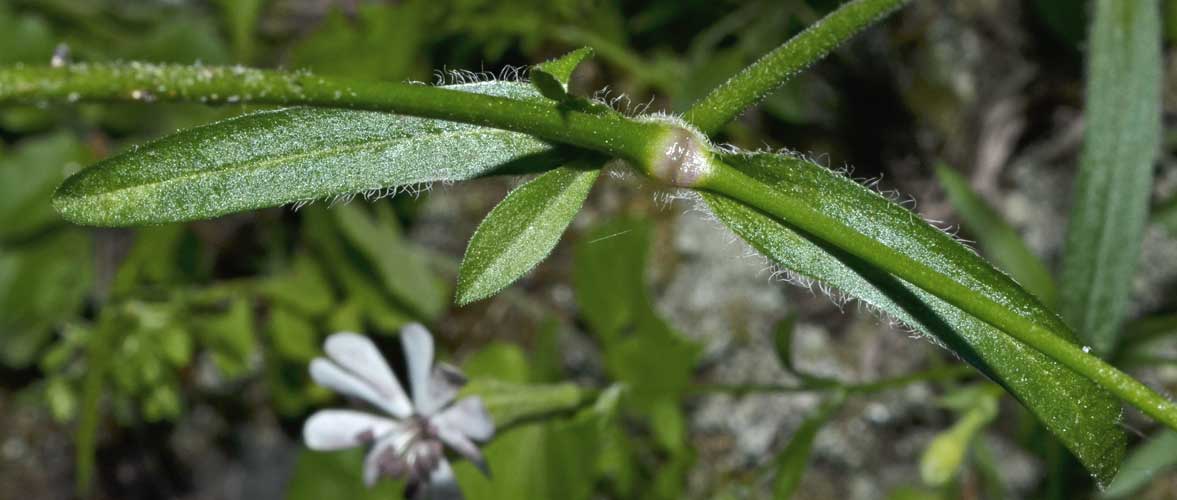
[934,164,1057,306]
[774,392,845,499]
[703,152,1125,484]
[531,47,593,101]
[919,389,999,486]
[457,162,600,305]
[52,82,566,226]
[1059,0,1162,356]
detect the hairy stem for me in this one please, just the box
[684,0,911,135]
[0,63,668,165]
[701,160,1177,431]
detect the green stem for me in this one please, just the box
[694,364,975,396]
[701,160,1177,430]
[683,0,911,135]
[0,63,668,166]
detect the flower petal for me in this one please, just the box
[302,409,398,450]
[436,425,488,477]
[412,459,464,500]
[310,358,406,418]
[324,332,413,417]
[401,323,437,414]
[435,396,495,442]
[427,363,467,411]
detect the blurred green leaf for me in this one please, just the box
[463,379,594,430]
[572,217,649,343]
[76,317,116,496]
[325,300,364,333]
[0,132,86,241]
[52,82,564,226]
[0,5,54,64]
[45,376,76,422]
[920,386,1000,486]
[1059,0,1162,356]
[772,313,799,374]
[268,307,319,363]
[303,207,413,332]
[531,46,593,100]
[0,228,92,367]
[463,342,533,384]
[258,252,333,318]
[1101,430,1177,499]
[122,17,230,65]
[454,385,620,500]
[457,164,599,305]
[112,225,189,295]
[704,152,1125,484]
[774,391,845,499]
[332,203,445,320]
[574,218,701,406]
[290,2,426,81]
[212,0,264,62]
[287,448,402,500]
[934,164,1057,306]
[195,298,256,378]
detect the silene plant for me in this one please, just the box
[304,325,492,498]
[0,0,1171,495]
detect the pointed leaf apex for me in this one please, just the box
[531,47,594,101]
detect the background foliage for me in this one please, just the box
[1,0,1176,499]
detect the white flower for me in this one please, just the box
[302,324,494,499]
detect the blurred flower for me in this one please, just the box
[302,324,494,499]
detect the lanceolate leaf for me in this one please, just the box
[457,162,600,305]
[703,152,1124,485]
[531,47,593,101]
[773,392,844,499]
[1059,0,1162,356]
[934,164,1057,306]
[52,82,566,226]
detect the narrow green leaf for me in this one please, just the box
[531,47,593,101]
[52,82,566,226]
[457,163,599,305]
[774,391,845,498]
[934,164,1057,306]
[703,152,1125,484]
[1101,430,1177,499]
[1059,0,1162,356]
[684,0,911,134]
[462,379,595,429]
[772,313,799,374]
[0,132,87,241]
[76,320,116,496]
[571,217,649,343]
